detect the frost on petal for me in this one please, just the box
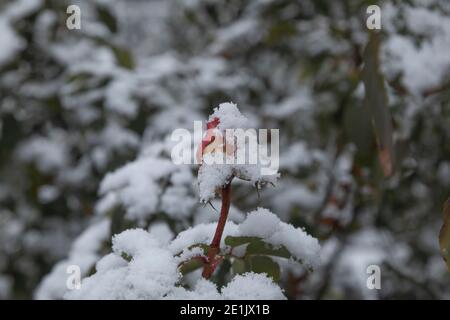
[197,160,233,203]
[197,103,279,203]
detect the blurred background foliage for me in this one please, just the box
[0,0,449,299]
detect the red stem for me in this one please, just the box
[202,182,232,279]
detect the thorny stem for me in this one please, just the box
[202,181,232,279]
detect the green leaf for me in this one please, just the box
[120,252,132,262]
[224,236,260,247]
[96,5,118,33]
[111,47,135,70]
[248,256,280,282]
[343,101,375,165]
[439,198,450,274]
[232,258,246,275]
[246,239,291,259]
[362,32,395,177]
[215,259,232,288]
[226,236,291,259]
[264,22,297,45]
[179,258,204,275]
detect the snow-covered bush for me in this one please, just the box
[64,213,312,299]
[62,104,320,299]
[2,0,449,300]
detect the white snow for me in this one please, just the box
[198,161,234,203]
[100,121,140,150]
[37,185,60,204]
[3,0,42,21]
[99,156,177,221]
[112,228,161,258]
[148,222,174,246]
[35,219,110,299]
[105,77,139,118]
[239,207,280,238]
[382,4,450,95]
[17,133,69,173]
[171,207,320,268]
[208,102,249,131]
[0,0,42,67]
[221,272,286,300]
[238,208,321,268]
[161,186,196,219]
[65,228,286,300]
[280,142,315,173]
[95,253,127,273]
[0,18,25,67]
[197,103,279,202]
[169,222,239,255]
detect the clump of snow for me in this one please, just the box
[99,121,140,150]
[17,133,69,173]
[3,0,42,21]
[95,253,127,273]
[280,142,315,173]
[97,141,197,222]
[197,103,279,203]
[148,222,174,246]
[238,208,321,269]
[35,219,110,299]
[95,193,118,215]
[0,18,25,67]
[170,207,320,269]
[208,102,249,131]
[38,185,60,204]
[105,77,139,118]
[198,162,233,202]
[112,228,160,258]
[65,228,179,300]
[99,157,176,221]
[329,229,409,299]
[263,89,313,119]
[211,18,261,55]
[239,208,280,238]
[0,0,41,67]
[221,272,286,300]
[161,186,196,219]
[164,278,221,300]
[65,228,286,300]
[174,246,205,265]
[382,4,450,95]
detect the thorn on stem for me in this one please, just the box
[208,201,218,212]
